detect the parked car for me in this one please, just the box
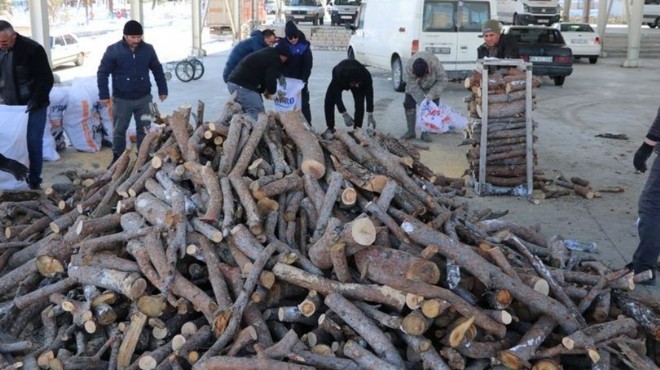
[550,22,601,64]
[50,33,89,68]
[503,25,573,86]
[283,0,325,25]
[327,0,360,26]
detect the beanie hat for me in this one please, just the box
[123,20,144,36]
[285,21,299,39]
[482,19,502,35]
[412,58,428,78]
[275,39,292,58]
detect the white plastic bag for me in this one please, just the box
[0,105,30,190]
[273,77,305,112]
[416,98,468,134]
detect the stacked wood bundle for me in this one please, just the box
[532,174,626,201]
[463,69,543,190]
[0,104,657,369]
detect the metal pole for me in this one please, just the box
[623,0,643,68]
[478,61,488,196]
[525,64,533,196]
[130,0,144,25]
[28,0,50,61]
[191,0,205,56]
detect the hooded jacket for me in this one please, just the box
[97,38,168,100]
[324,59,374,128]
[404,51,448,104]
[228,47,285,95]
[3,34,54,109]
[280,26,312,82]
[223,30,270,82]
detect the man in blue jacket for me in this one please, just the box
[97,20,168,165]
[223,29,276,83]
[278,21,313,125]
[0,20,54,190]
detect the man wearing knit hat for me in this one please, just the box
[97,20,168,166]
[223,29,276,83]
[278,21,313,125]
[227,43,290,120]
[477,19,519,74]
[401,51,447,142]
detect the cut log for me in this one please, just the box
[277,111,325,179]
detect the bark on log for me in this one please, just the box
[277,111,325,179]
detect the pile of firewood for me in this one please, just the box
[532,174,626,201]
[463,70,542,189]
[0,102,658,370]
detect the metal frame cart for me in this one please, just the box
[474,59,534,197]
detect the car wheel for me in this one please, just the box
[74,53,85,66]
[649,23,658,28]
[553,76,565,86]
[513,14,520,25]
[319,16,324,25]
[589,57,598,64]
[391,57,405,92]
[347,47,355,60]
[313,18,318,25]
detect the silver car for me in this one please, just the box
[50,33,89,68]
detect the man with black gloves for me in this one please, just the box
[227,42,290,120]
[0,20,54,190]
[223,29,276,83]
[278,21,313,124]
[477,19,519,75]
[98,20,168,166]
[627,107,660,285]
[322,59,376,139]
[401,51,447,142]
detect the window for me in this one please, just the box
[422,1,456,32]
[560,23,594,32]
[334,0,360,5]
[460,1,490,32]
[285,0,319,5]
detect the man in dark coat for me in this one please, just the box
[227,42,290,120]
[628,106,660,285]
[278,21,313,124]
[0,20,54,190]
[477,19,519,74]
[97,20,168,166]
[223,29,276,83]
[322,59,376,139]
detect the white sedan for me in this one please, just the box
[550,22,602,64]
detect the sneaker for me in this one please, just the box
[321,129,335,140]
[625,263,656,286]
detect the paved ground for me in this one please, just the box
[47,30,660,296]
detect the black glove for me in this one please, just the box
[634,142,654,173]
[0,153,28,181]
[25,100,36,113]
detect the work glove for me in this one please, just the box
[25,100,37,113]
[342,112,354,127]
[633,142,654,173]
[367,113,377,129]
[0,153,28,181]
[263,92,272,100]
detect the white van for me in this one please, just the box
[327,0,361,26]
[643,0,660,28]
[494,0,561,25]
[347,0,494,91]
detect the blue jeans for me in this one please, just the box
[631,213,660,272]
[227,82,264,121]
[112,95,152,157]
[27,106,47,185]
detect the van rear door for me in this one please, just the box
[418,1,459,71]
[456,0,491,76]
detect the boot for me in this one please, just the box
[420,131,432,142]
[400,109,416,140]
[107,152,119,170]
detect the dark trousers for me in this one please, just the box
[112,95,152,157]
[631,213,660,271]
[301,84,311,125]
[27,106,47,185]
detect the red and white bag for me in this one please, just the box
[416,98,468,134]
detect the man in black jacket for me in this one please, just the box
[0,20,54,190]
[98,20,168,166]
[322,59,376,139]
[477,20,519,75]
[278,21,313,124]
[628,107,660,285]
[227,43,290,120]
